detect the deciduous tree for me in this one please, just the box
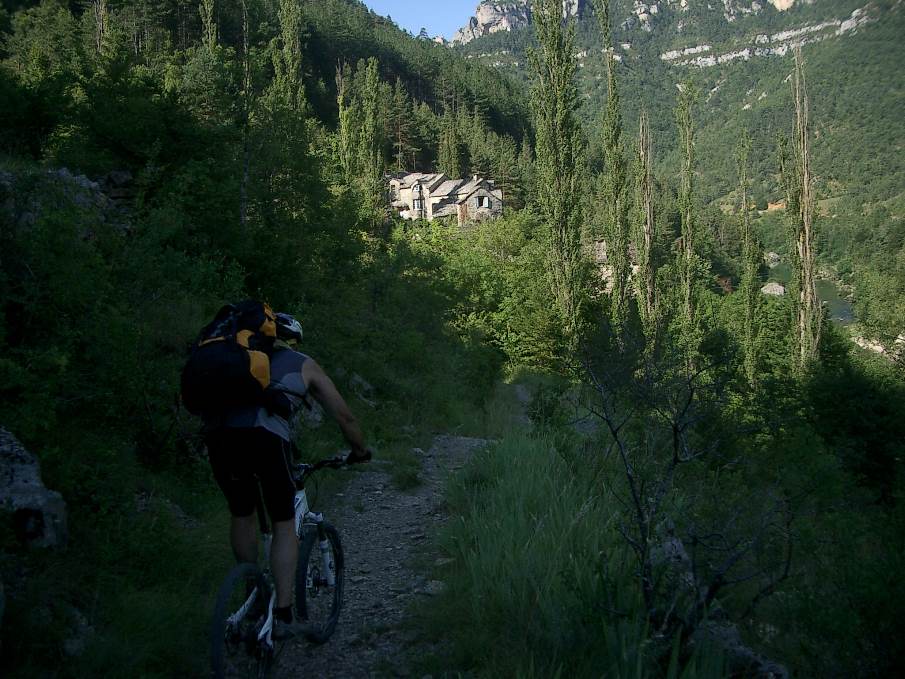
[529,0,585,341]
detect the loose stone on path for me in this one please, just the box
[273,435,491,678]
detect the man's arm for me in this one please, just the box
[302,359,369,460]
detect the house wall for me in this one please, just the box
[389,176,504,223]
[464,188,504,222]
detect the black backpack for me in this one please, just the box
[181,300,290,418]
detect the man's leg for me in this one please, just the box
[231,513,258,564]
[270,519,299,608]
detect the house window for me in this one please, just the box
[477,196,492,209]
[413,198,424,213]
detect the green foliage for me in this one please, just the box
[460,2,905,340]
[416,433,727,677]
[1,2,903,677]
[0,2,530,674]
[404,213,564,369]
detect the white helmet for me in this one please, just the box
[275,312,303,343]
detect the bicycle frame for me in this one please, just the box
[231,471,338,651]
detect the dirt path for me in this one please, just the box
[273,435,491,678]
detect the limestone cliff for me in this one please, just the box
[452,0,818,43]
[452,1,587,45]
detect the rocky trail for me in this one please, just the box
[273,435,492,678]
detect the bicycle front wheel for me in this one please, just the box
[211,562,271,679]
[296,522,344,644]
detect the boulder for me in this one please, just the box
[760,282,786,296]
[0,428,68,548]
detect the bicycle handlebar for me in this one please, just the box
[292,449,372,486]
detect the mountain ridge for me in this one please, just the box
[450,0,836,44]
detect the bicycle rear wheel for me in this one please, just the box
[211,562,271,679]
[296,522,344,644]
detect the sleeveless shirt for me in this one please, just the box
[204,349,310,442]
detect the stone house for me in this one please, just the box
[388,172,504,227]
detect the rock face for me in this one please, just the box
[0,428,68,548]
[452,1,586,45]
[659,5,876,67]
[761,282,786,296]
[450,0,863,54]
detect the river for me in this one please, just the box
[769,263,855,326]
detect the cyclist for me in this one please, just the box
[204,311,371,640]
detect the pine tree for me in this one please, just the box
[516,140,535,207]
[390,78,412,172]
[493,136,518,208]
[781,48,823,370]
[736,131,761,386]
[593,0,629,333]
[468,106,491,177]
[634,110,657,343]
[529,0,585,340]
[438,113,462,178]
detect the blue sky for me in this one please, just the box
[361,1,477,40]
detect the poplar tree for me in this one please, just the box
[634,110,657,343]
[781,48,823,370]
[92,0,109,55]
[529,0,585,340]
[258,0,311,224]
[736,131,761,386]
[239,0,251,227]
[593,0,629,332]
[273,0,304,113]
[675,82,700,348]
[335,63,355,183]
[199,0,216,54]
[357,57,385,231]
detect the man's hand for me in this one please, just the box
[345,448,373,465]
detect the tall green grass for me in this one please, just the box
[416,433,727,678]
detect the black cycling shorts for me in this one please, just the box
[206,427,296,523]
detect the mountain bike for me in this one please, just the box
[210,456,347,679]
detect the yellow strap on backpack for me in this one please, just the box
[247,350,270,390]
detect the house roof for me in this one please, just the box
[454,177,485,201]
[432,202,459,218]
[433,179,465,198]
[392,173,501,205]
[400,172,427,188]
[423,173,447,191]
[399,172,447,191]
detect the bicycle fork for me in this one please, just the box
[317,525,336,588]
[295,490,336,587]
